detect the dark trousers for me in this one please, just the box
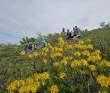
[71,34,77,38]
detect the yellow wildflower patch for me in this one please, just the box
[20,51,25,55]
[78,40,84,44]
[28,54,33,58]
[53,62,60,67]
[89,65,96,71]
[43,59,47,64]
[60,72,66,79]
[50,85,59,93]
[74,51,81,56]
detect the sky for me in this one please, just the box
[0,0,110,45]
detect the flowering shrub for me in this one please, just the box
[7,38,110,93]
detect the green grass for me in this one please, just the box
[0,27,110,92]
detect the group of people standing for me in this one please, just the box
[25,38,48,53]
[62,26,81,40]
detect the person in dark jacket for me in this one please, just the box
[73,26,79,37]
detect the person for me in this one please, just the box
[66,29,71,39]
[71,27,75,38]
[40,38,45,47]
[61,28,66,35]
[25,42,34,53]
[34,41,40,50]
[73,26,79,37]
[77,31,82,39]
[28,42,34,51]
[45,38,48,46]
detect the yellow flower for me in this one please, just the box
[64,57,69,60]
[48,43,52,48]
[34,81,40,88]
[58,48,63,52]
[51,53,55,58]
[34,73,41,81]
[43,53,47,57]
[26,77,33,84]
[58,38,63,41]
[7,83,17,91]
[95,50,101,54]
[78,40,84,44]
[86,39,91,42]
[82,50,90,56]
[41,80,45,86]
[50,85,59,93]
[88,56,96,62]
[100,60,110,67]
[92,50,101,56]
[61,59,67,65]
[28,54,33,58]
[19,86,26,93]
[19,80,25,86]
[95,55,101,60]
[43,59,47,64]
[74,44,79,48]
[97,75,110,87]
[87,44,93,50]
[74,51,81,56]
[20,51,25,55]
[71,60,79,67]
[60,72,66,79]
[47,43,50,46]
[41,72,49,80]
[43,47,49,52]
[89,65,96,71]
[49,45,53,48]
[56,53,62,57]
[106,61,110,67]
[53,62,60,67]
[81,45,87,49]
[67,45,73,49]
[81,59,88,66]
[33,52,38,57]
[69,56,73,60]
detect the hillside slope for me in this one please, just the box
[82,27,110,61]
[0,27,110,92]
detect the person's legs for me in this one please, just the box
[73,34,77,37]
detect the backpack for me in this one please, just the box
[28,44,32,49]
[24,45,28,50]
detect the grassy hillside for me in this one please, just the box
[82,27,110,61]
[0,27,110,93]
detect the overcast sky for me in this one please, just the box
[0,0,110,44]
